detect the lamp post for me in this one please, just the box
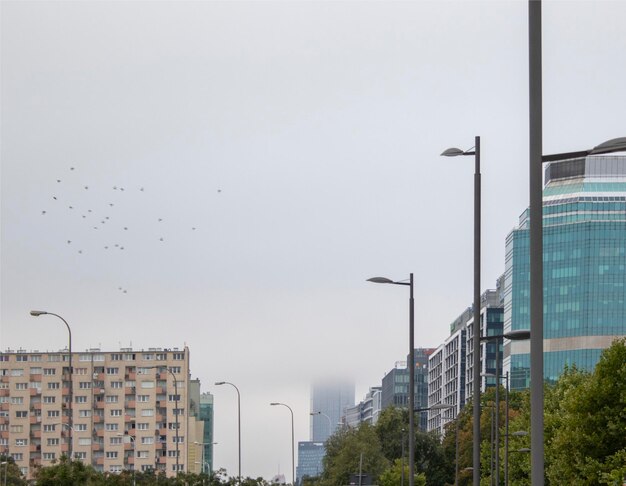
[441,137,481,486]
[30,311,73,460]
[310,411,332,440]
[480,329,530,485]
[147,366,179,473]
[215,381,241,483]
[194,441,217,475]
[367,274,416,486]
[117,433,136,486]
[270,402,295,486]
[1,461,7,486]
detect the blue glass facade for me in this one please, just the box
[504,155,626,390]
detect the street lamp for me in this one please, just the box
[480,330,530,486]
[270,402,295,486]
[215,381,241,483]
[146,366,179,473]
[117,433,136,486]
[310,411,332,440]
[30,310,73,460]
[367,274,416,486]
[1,461,7,486]
[441,137,481,486]
[194,441,217,475]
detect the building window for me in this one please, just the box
[106,451,118,459]
[111,354,122,361]
[105,424,119,432]
[137,395,150,402]
[110,436,123,445]
[140,409,154,417]
[172,353,184,360]
[105,395,119,403]
[47,410,60,418]
[78,438,92,446]
[140,381,154,389]
[10,397,24,405]
[74,452,87,459]
[43,368,55,376]
[110,409,122,417]
[169,367,182,374]
[15,411,28,418]
[75,396,87,403]
[137,451,149,459]
[111,381,123,389]
[11,454,23,461]
[43,424,56,432]
[75,424,88,432]
[79,382,91,389]
[79,410,91,418]
[47,382,60,389]
[106,368,119,375]
[15,438,28,446]
[43,396,56,404]
[15,383,28,390]
[136,423,149,430]
[141,437,154,445]
[10,425,23,433]
[16,355,28,362]
[11,369,24,377]
[43,452,56,460]
[47,438,60,446]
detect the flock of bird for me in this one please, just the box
[40,166,203,294]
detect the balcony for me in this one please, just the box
[124,442,133,451]
[30,444,41,452]
[91,443,102,451]
[0,375,8,383]
[29,388,39,396]
[96,457,104,465]
[126,372,136,380]
[0,403,8,411]
[0,388,9,397]
[126,400,136,409]
[30,416,42,424]
[31,430,42,439]
[96,429,104,437]
[127,456,134,465]
[158,456,167,464]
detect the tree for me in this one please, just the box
[320,423,388,486]
[547,338,626,485]
[0,456,28,486]
[33,455,104,485]
[379,459,426,486]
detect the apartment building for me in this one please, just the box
[0,346,202,479]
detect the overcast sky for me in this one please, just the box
[2,0,625,480]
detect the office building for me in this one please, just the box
[343,387,382,427]
[0,346,202,479]
[504,154,626,389]
[310,380,354,442]
[427,281,504,434]
[296,441,325,484]
[381,348,435,431]
[197,393,214,473]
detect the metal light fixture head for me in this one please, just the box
[30,310,48,316]
[429,403,454,411]
[518,448,531,453]
[441,147,466,157]
[367,277,394,284]
[589,137,626,155]
[310,411,320,416]
[270,402,280,406]
[504,329,531,341]
[512,430,529,437]
[214,381,226,386]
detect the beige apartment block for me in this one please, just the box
[0,346,205,480]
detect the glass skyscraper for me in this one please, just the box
[504,154,626,389]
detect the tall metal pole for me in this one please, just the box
[473,136,482,486]
[504,372,509,486]
[408,273,416,486]
[271,402,294,486]
[168,368,180,474]
[30,311,73,460]
[401,429,406,486]
[529,1,544,485]
[216,382,241,483]
[454,417,460,486]
[495,339,500,486]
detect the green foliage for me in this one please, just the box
[546,338,626,485]
[376,407,409,461]
[320,423,388,486]
[0,455,28,486]
[379,458,426,486]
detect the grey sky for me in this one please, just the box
[2,0,625,480]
